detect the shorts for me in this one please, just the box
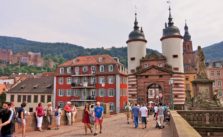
[141,117,147,124]
[126,112,131,118]
[95,117,103,124]
[17,118,26,126]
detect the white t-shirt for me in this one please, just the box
[139,106,148,117]
[154,106,158,113]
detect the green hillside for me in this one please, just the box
[0,36,160,67]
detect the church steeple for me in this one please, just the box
[184,20,191,41]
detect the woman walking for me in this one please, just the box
[17,102,27,137]
[35,103,44,131]
[54,106,62,130]
[82,104,92,135]
[71,104,77,124]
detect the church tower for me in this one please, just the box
[127,13,147,74]
[160,7,184,73]
[183,21,195,72]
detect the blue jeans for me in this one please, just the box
[133,116,138,128]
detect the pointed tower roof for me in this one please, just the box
[126,13,147,43]
[161,6,182,41]
[183,20,191,41]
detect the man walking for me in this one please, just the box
[94,102,104,136]
[124,102,132,124]
[64,102,72,125]
[131,103,140,128]
[139,104,148,129]
[157,102,165,129]
[0,102,14,137]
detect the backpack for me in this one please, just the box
[55,111,59,116]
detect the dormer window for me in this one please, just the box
[144,64,148,68]
[60,67,64,74]
[98,57,103,62]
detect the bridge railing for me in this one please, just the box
[170,111,202,137]
[177,110,223,128]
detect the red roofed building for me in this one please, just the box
[55,55,128,113]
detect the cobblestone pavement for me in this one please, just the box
[17,113,172,137]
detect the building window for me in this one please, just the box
[41,95,45,103]
[17,95,21,102]
[91,66,96,73]
[108,76,114,84]
[47,95,51,102]
[29,108,33,112]
[213,81,215,87]
[173,67,179,71]
[98,57,103,62]
[90,77,96,85]
[108,89,115,97]
[99,76,105,84]
[218,81,222,87]
[58,77,64,85]
[217,71,221,76]
[75,67,79,75]
[58,102,65,108]
[185,77,189,81]
[23,95,26,102]
[173,55,178,58]
[67,77,72,84]
[10,95,14,102]
[130,57,135,61]
[67,89,72,96]
[99,65,104,72]
[144,64,148,68]
[90,89,96,96]
[148,89,155,98]
[99,89,105,97]
[27,95,31,103]
[67,67,71,74]
[108,65,114,72]
[34,95,38,103]
[60,67,64,74]
[82,66,88,73]
[109,102,115,112]
[58,89,64,96]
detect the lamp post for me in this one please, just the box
[169,78,174,110]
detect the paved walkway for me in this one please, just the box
[17,113,172,137]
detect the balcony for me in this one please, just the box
[71,82,96,89]
[71,71,96,76]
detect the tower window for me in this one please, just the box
[130,57,135,61]
[173,67,179,71]
[173,55,178,58]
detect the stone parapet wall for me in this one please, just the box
[177,110,223,136]
[170,111,201,137]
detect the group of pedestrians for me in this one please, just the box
[125,102,170,130]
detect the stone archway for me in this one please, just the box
[147,83,163,104]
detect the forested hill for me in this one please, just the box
[0,36,160,66]
[203,41,223,62]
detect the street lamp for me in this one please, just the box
[169,78,174,110]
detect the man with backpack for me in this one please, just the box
[124,102,132,124]
[17,102,27,137]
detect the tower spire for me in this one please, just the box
[168,6,174,26]
[134,12,139,30]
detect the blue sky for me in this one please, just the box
[0,0,223,52]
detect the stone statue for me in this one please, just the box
[196,46,208,79]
